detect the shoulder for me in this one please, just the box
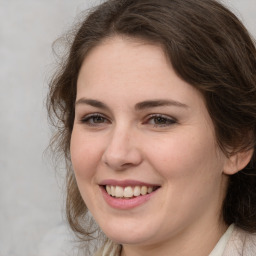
[223,225,256,256]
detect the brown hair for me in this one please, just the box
[47,0,256,247]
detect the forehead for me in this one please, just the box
[79,36,169,79]
[77,36,205,110]
[78,36,174,92]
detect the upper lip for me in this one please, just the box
[99,179,161,187]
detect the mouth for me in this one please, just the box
[102,185,160,199]
[99,180,161,209]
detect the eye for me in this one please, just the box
[80,113,110,126]
[146,114,176,127]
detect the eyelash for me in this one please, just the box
[80,113,109,126]
[145,114,176,127]
[80,113,176,127]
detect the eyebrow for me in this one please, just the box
[134,99,188,110]
[75,98,110,111]
[75,98,188,110]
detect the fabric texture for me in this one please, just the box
[209,224,234,256]
[95,225,256,256]
[222,226,256,256]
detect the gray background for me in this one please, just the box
[0,1,255,256]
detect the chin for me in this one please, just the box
[98,218,157,245]
[106,231,152,245]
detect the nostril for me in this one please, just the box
[102,149,143,170]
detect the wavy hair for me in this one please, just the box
[47,0,256,250]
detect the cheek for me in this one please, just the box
[70,129,103,180]
[145,128,223,180]
[70,130,105,210]
[146,131,226,217]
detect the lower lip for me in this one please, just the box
[100,186,157,210]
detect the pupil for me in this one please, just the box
[155,117,165,124]
[94,116,104,123]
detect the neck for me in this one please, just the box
[121,221,228,256]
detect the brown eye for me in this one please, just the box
[81,114,109,126]
[154,116,169,125]
[92,116,105,123]
[147,114,176,127]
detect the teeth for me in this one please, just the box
[106,185,111,195]
[111,186,115,197]
[147,187,153,193]
[115,186,124,197]
[105,185,156,198]
[124,186,133,198]
[134,186,140,196]
[141,186,147,195]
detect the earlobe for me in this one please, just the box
[223,149,254,175]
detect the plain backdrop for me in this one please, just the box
[0,1,255,256]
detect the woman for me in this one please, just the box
[47,0,256,255]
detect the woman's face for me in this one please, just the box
[71,36,229,250]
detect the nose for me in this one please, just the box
[102,126,143,171]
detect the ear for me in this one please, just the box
[223,149,254,175]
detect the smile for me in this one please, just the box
[100,180,161,209]
[105,185,158,198]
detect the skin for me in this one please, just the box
[70,36,237,256]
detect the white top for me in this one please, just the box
[209,224,234,256]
